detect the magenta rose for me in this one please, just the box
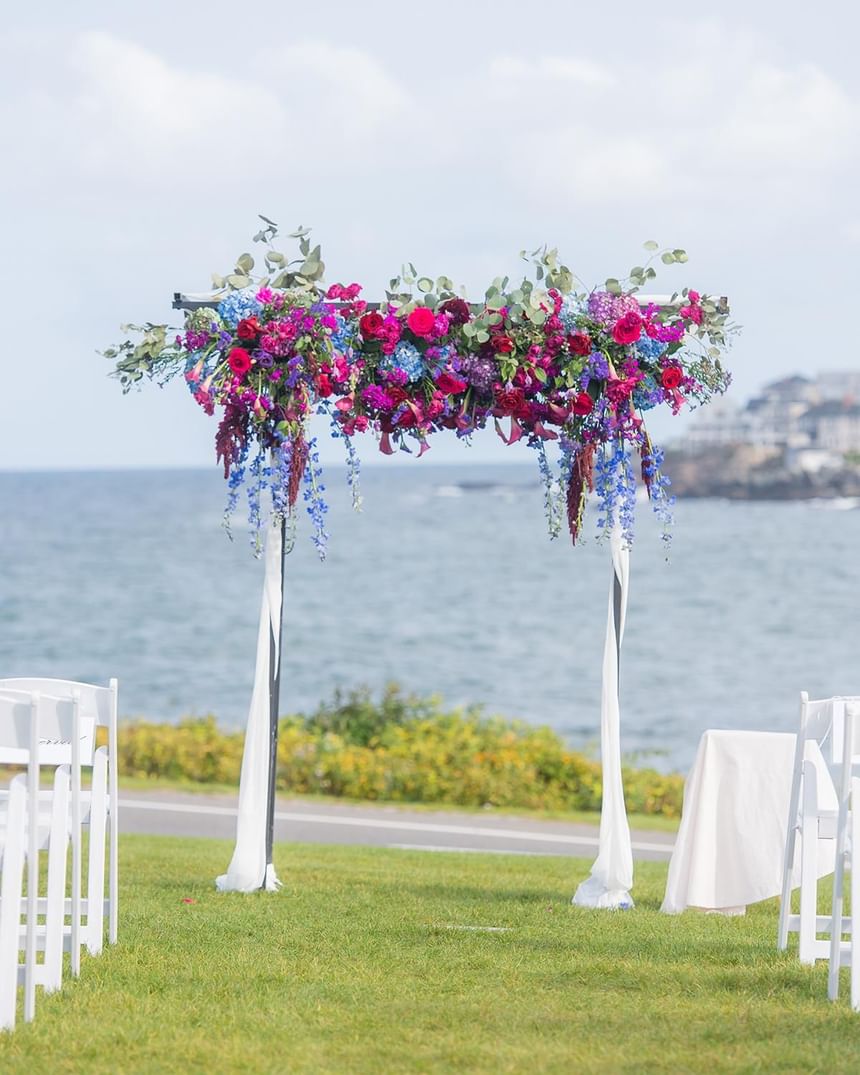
[436,372,468,395]
[611,312,643,345]
[407,307,436,336]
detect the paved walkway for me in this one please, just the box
[119,790,675,860]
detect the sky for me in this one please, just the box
[2,1,859,470]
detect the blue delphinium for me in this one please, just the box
[217,289,262,329]
[641,443,675,551]
[302,437,330,560]
[594,441,637,547]
[245,448,272,555]
[329,412,363,512]
[222,440,250,540]
[270,438,293,522]
[532,439,561,539]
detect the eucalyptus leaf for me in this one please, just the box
[259,214,278,227]
[227,274,251,288]
[476,330,490,343]
[236,253,254,273]
[643,240,659,251]
[417,277,433,293]
[661,253,675,265]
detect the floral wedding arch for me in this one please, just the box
[106,218,735,906]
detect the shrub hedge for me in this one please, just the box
[116,684,684,818]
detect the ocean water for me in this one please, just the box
[2,464,859,771]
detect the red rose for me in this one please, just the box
[316,374,333,398]
[494,386,526,416]
[661,366,683,389]
[570,392,594,416]
[397,408,418,428]
[611,312,643,346]
[387,386,409,405]
[439,298,471,325]
[568,333,592,356]
[436,372,468,395]
[228,347,252,376]
[407,307,436,337]
[492,335,515,354]
[359,312,385,339]
[236,317,261,341]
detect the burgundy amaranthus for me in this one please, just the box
[288,435,308,508]
[215,405,248,478]
[566,443,596,544]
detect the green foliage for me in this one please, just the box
[117,685,684,818]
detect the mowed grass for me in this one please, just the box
[0,837,857,1075]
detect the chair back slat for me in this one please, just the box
[0,692,95,766]
[0,679,113,729]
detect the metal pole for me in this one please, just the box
[263,517,286,883]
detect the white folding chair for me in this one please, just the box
[828,701,860,1007]
[778,692,848,962]
[0,692,74,1026]
[0,777,28,1031]
[0,678,118,961]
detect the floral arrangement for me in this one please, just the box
[105,218,735,558]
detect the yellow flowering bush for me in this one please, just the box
[118,685,684,818]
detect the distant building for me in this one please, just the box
[679,372,860,464]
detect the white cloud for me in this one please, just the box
[488,54,615,88]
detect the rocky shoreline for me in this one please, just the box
[663,445,860,501]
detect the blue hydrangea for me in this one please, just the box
[383,342,425,382]
[632,377,664,411]
[635,336,668,361]
[559,296,584,334]
[330,314,354,355]
[217,289,263,329]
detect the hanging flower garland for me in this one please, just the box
[105,219,736,558]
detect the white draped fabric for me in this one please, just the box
[216,519,283,893]
[573,526,634,910]
[661,730,835,914]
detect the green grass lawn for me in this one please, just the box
[1,837,856,1074]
